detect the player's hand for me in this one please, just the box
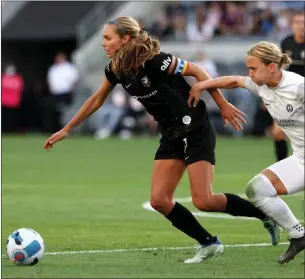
[188,83,203,108]
[44,129,68,151]
[220,102,247,131]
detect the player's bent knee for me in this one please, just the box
[192,197,215,212]
[245,174,276,202]
[150,197,172,213]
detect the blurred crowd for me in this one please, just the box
[144,1,301,42]
[2,51,266,139]
[2,52,79,134]
[2,1,302,140]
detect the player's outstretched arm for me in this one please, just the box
[188,76,248,107]
[172,59,246,131]
[44,78,114,151]
[174,61,229,109]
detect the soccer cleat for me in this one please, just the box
[278,235,305,264]
[263,218,282,245]
[184,237,224,264]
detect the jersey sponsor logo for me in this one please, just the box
[141,75,151,87]
[161,56,172,71]
[133,90,157,100]
[301,50,305,59]
[273,117,296,127]
[286,104,294,113]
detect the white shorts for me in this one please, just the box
[267,155,304,194]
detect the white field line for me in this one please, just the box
[2,242,289,257]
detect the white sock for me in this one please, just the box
[246,174,304,238]
[288,223,304,238]
[256,197,304,238]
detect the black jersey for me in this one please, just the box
[281,35,305,77]
[105,52,208,139]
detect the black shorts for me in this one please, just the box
[155,120,216,166]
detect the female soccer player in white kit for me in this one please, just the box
[188,41,304,264]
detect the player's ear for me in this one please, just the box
[122,34,131,43]
[268,63,277,72]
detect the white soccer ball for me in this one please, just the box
[6,228,45,266]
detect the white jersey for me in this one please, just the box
[246,70,304,165]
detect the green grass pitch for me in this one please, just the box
[2,135,304,278]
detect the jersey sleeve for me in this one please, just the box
[296,83,304,104]
[145,52,173,80]
[104,62,119,85]
[245,77,260,95]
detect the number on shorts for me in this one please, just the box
[183,138,188,154]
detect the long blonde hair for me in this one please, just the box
[109,17,160,78]
[247,41,292,68]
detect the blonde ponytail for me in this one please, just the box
[279,53,292,68]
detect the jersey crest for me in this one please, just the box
[141,75,151,87]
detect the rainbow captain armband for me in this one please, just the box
[174,58,189,75]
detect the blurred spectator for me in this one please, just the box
[2,63,24,133]
[186,4,211,42]
[281,10,305,76]
[94,86,127,139]
[149,11,173,40]
[225,87,256,137]
[249,10,264,36]
[117,97,146,139]
[145,114,159,136]
[218,2,245,36]
[47,52,79,130]
[116,96,158,139]
[172,13,187,41]
[271,8,292,41]
[202,2,222,39]
[192,51,219,78]
[165,1,187,20]
[261,8,276,35]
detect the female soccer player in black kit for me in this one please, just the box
[269,11,304,162]
[44,17,279,263]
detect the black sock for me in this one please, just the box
[275,140,288,161]
[224,193,266,220]
[166,202,215,245]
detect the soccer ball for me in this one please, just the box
[6,228,44,266]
